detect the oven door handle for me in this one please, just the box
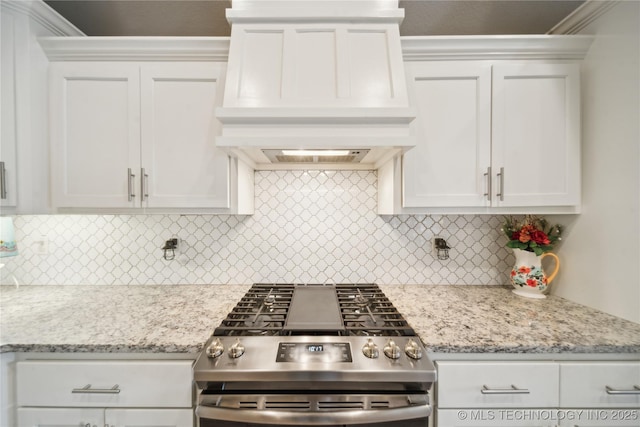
[196,404,431,425]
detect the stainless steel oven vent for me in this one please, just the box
[265,401,312,409]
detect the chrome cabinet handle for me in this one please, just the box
[127,168,135,201]
[0,161,6,199]
[496,167,505,201]
[141,168,149,201]
[483,166,492,202]
[72,384,120,394]
[605,385,640,395]
[481,384,530,394]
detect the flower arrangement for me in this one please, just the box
[502,215,563,256]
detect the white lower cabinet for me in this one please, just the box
[17,407,104,427]
[15,359,194,427]
[435,360,640,427]
[17,407,192,427]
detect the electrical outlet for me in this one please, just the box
[33,236,49,255]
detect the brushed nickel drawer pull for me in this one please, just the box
[127,168,135,201]
[141,167,149,201]
[72,384,120,394]
[496,167,505,201]
[605,385,640,395]
[483,166,492,202]
[481,384,530,394]
[0,161,6,199]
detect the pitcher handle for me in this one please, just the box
[541,252,560,284]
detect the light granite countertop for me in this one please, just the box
[1,284,639,355]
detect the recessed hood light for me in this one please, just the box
[262,149,370,164]
[281,150,351,157]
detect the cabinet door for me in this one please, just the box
[140,63,229,209]
[18,407,103,427]
[558,410,640,426]
[438,409,557,427]
[50,62,141,208]
[1,11,18,208]
[105,408,193,427]
[492,63,580,207]
[403,62,491,207]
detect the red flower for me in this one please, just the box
[518,266,531,274]
[531,230,551,245]
[526,279,538,287]
[511,270,517,277]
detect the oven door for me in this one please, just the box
[198,408,428,427]
[199,419,428,427]
[196,393,431,426]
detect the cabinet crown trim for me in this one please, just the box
[401,35,594,61]
[38,36,231,61]
[1,0,84,36]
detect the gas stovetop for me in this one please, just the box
[213,283,416,337]
[194,283,436,386]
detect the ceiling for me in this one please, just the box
[44,0,586,37]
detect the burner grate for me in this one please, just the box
[213,284,294,336]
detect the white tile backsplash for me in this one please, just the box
[1,170,512,285]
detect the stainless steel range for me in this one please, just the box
[194,283,436,426]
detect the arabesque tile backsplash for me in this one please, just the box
[1,170,512,285]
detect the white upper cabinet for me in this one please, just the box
[0,1,82,214]
[49,61,232,211]
[50,62,141,209]
[390,36,593,215]
[402,60,582,213]
[403,62,492,207]
[491,63,581,207]
[0,10,18,209]
[140,63,229,209]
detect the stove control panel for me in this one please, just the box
[276,342,353,363]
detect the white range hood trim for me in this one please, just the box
[216,107,417,124]
[226,0,404,24]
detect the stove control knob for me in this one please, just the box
[362,339,379,359]
[404,338,423,360]
[228,339,245,359]
[383,339,401,360]
[206,338,224,358]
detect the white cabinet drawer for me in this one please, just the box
[437,361,559,408]
[17,407,104,427]
[437,409,558,427]
[16,360,193,408]
[560,362,640,408]
[106,408,194,427]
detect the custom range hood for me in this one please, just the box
[216,0,416,169]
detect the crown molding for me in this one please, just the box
[401,35,594,61]
[547,0,620,35]
[38,37,231,62]
[1,0,84,36]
